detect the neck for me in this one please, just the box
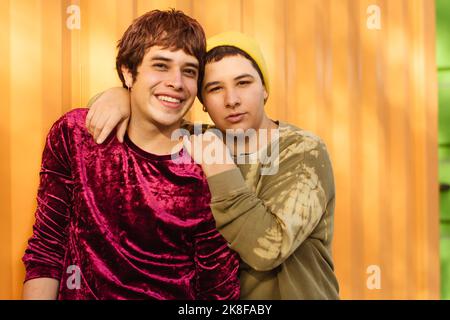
[127,115,182,156]
[230,114,278,156]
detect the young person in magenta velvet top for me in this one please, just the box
[86,31,339,299]
[21,9,240,300]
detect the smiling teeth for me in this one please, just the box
[158,96,181,103]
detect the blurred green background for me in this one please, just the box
[437,0,450,301]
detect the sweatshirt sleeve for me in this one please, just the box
[86,91,104,107]
[22,115,74,282]
[206,135,335,272]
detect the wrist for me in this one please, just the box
[201,162,237,178]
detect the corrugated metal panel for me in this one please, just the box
[0,0,439,299]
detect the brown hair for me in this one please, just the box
[116,9,206,87]
[198,45,265,103]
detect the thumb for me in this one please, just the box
[182,135,192,155]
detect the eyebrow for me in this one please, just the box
[235,74,255,81]
[204,74,255,90]
[204,81,221,91]
[150,55,199,70]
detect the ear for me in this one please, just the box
[121,65,133,88]
[263,87,269,104]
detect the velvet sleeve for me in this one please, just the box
[193,216,240,300]
[22,115,73,282]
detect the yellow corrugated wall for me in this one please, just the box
[0,0,439,299]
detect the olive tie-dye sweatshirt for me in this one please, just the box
[205,121,339,299]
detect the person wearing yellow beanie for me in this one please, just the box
[205,31,270,94]
[195,32,339,299]
[85,30,339,300]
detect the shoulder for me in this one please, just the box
[61,108,89,128]
[277,121,328,158]
[46,108,98,151]
[270,122,335,197]
[50,108,88,132]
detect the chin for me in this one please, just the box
[148,108,186,126]
[154,116,183,128]
[226,122,252,133]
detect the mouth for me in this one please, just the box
[226,112,247,124]
[155,94,185,109]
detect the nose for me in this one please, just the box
[165,69,183,91]
[225,88,240,108]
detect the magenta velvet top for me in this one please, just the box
[22,108,240,300]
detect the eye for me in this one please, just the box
[183,68,198,78]
[153,63,168,70]
[237,80,251,87]
[208,86,222,93]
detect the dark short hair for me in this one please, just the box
[198,45,265,103]
[116,9,206,88]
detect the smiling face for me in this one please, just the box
[201,55,269,132]
[122,46,199,129]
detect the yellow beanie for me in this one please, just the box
[206,31,270,93]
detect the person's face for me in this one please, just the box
[201,55,268,132]
[122,46,199,128]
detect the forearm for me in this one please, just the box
[86,87,128,108]
[207,168,284,270]
[23,278,60,300]
[207,167,326,271]
[201,162,237,178]
[86,91,104,107]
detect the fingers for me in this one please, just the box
[85,106,98,136]
[116,117,130,143]
[182,135,198,163]
[188,134,206,165]
[89,107,105,140]
[182,135,192,154]
[85,87,131,143]
[96,114,121,144]
[202,130,218,143]
[93,113,112,143]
